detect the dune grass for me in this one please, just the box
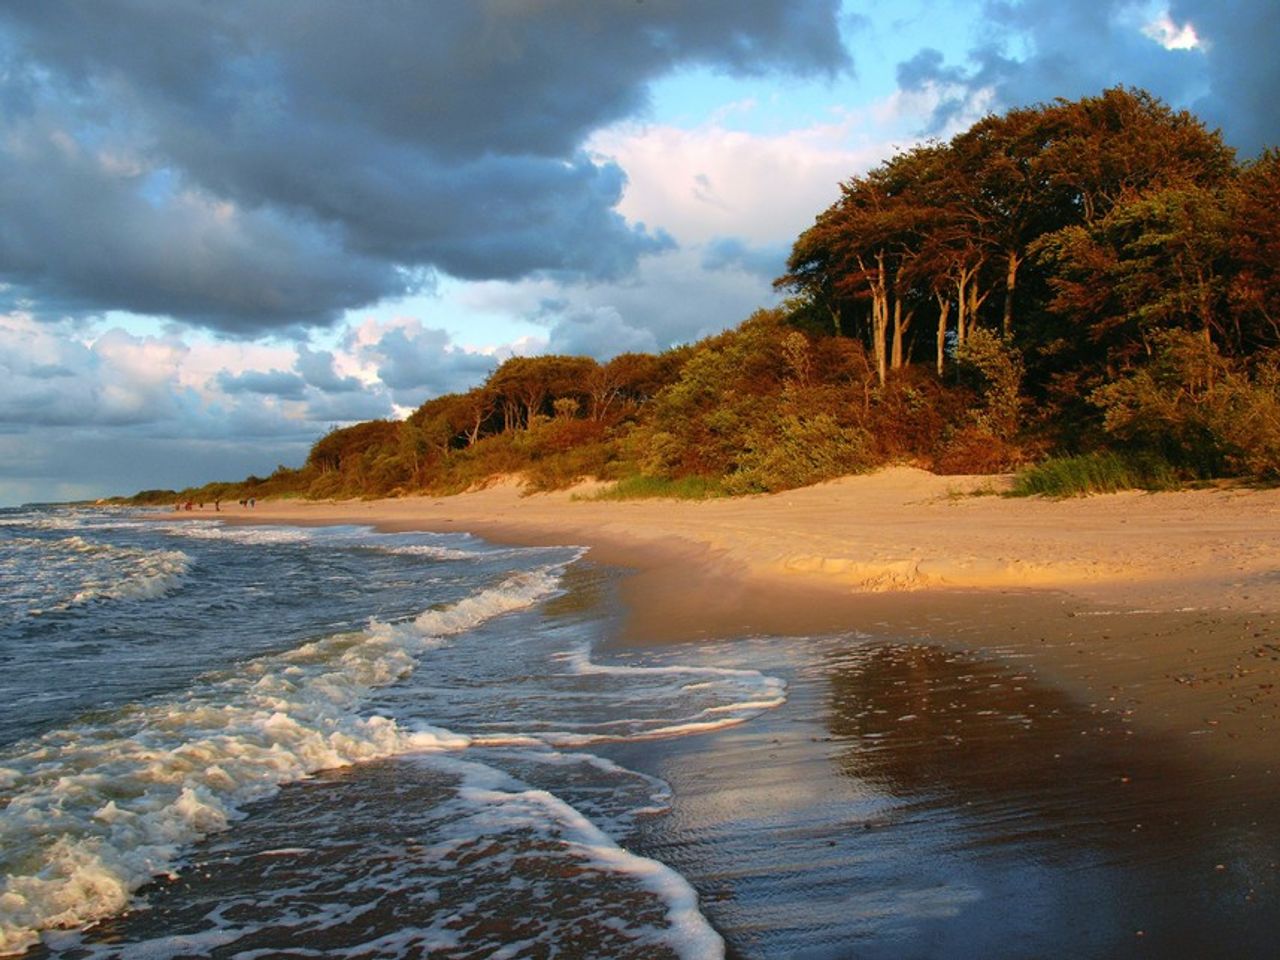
[579,474,727,501]
[1009,452,1180,498]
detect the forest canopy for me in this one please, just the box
[135,87,1280,505]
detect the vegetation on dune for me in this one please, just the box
[133,88,1280,506]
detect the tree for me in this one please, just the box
[1038,184,1232,363]
[1228,150,1280,349]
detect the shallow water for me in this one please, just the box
[0,508,774,957]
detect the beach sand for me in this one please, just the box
[192,468,1280,955]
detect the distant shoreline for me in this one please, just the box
[192,466,1280,771]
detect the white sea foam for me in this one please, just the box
[68,544,192,605]
[0,566,565,956]
[159,524,314,545]
[515,645,788,746]
[417,756,725,960]
[1,535,192,611]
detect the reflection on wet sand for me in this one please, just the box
[830,643,1180,846]
[825,641,1280,954]
[611,634,1280,960]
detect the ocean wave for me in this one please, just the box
[0,565,567,956]
[1,536,192,612]
[368,542,492,561]
[158,524,314,545]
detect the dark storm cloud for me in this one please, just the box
[1170,0,1280,156]
[897,0,1277,155]
[0,430,314,499]
[0,0,849,335]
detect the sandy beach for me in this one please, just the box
[215,467,1280,768]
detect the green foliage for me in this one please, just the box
[722,413,874,494]
[1092,330,1280,478]
[1010,452,1180,497]
[954,329,1025,441]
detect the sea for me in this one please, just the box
[0,505,784,959]
[3,505,1280,960]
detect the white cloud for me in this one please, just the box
[589,117,877,246]
[1143,12,1202,50]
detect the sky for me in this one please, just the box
[0,0,1276,506]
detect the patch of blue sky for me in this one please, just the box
[645,0,976,137]
[341,277,547,351]
[98,310,173,339]
[138,167,180,207]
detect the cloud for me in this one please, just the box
[459,246,785,356]
[701,236,789,279]
[0,430,313,505]
[0,315,189,426]
[353,321,507,407]
[894,0,1278,156]
[295,345,364,393]
[0,1,850,334]
[545,308,660,360]
[1171,0,1280,155]
[0,310,408,502]
[304,390,395,426]
[216,369,308,401]
[589,117,883,246]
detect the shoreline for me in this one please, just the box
[191,467,1280,770]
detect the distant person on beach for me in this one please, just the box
[214,499,220,512]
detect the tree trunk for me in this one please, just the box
[828,302,843,337]
[892,302,914,371]
[873,254,888,385]
[935,295,951,376]
[1002,250,1021,338]
[891,299,903,371]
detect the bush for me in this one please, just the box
[955,328,1025,441]
[723,413,873,493]
[933,424,1023,474]
[1091,330,1280,478]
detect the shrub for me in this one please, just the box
[1091,330,1280,478]
[723,413,873,494]
[955,328,1025,441]
[933,424,1023,474]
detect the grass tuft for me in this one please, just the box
[579,474,726,501]
[1009,452,1180,498]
